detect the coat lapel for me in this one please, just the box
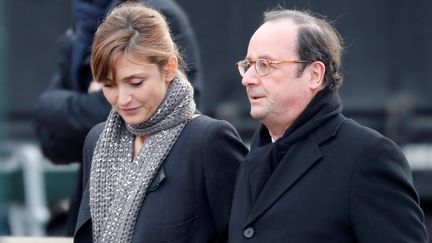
[244,114,346,225]
[73,166,167,236]
[245,136,322,225]
[74,181,91,236]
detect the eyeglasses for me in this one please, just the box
[235,58,309,77]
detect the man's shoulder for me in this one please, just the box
[333,117,397,154]
[340,118,384,141]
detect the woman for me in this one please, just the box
[73,3,247,243]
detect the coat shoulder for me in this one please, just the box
[185,115,239,137]
[82,122,105,172]
[176,115,247,157]
[337,118,389,147]
[84,122,105,152]
[324,118,403,169]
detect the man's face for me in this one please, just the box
[241,20,316,131]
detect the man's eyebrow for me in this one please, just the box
[245,54,273,60]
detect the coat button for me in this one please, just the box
[243,227,255,238]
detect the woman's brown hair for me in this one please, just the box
[91,2,185,82]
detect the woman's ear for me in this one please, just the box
[308,61,325,90]
[164,55,178,82]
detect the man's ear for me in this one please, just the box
[308,61,325,90]
[164,55,178,82]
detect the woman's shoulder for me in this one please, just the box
[86,122,105,144]
[185,115,239,138]
[188,115,234,130]
[184,115,244,145]
[83,122,105,160]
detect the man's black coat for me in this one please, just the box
[229,114,428,242]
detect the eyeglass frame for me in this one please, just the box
[235,58,310,77]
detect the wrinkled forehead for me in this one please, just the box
[247,20,299,59]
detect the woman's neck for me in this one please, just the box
[133,135,147,158]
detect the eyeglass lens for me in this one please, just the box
[255,59,269,76]
[237,59,270,77]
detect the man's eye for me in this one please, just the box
[257,61,268,70]
[243,62,252,70]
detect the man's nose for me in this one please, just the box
[241,67,260,87]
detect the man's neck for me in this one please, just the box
[265,122,291,141]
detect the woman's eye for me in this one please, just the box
[130,80,144,86]
[103,82,114,88]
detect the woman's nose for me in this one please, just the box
[117,87,132,105]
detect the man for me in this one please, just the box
[229,9,428,242]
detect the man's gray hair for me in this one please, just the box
[264,9,343,91]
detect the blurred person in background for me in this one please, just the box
[33,0,202,236]
[229,8,428,243]
[34,0,202,164]
[73,3,247,242]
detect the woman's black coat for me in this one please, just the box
[74,115,248,242]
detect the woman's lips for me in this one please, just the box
[120,107,140,115]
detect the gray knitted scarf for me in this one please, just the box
[89,77,196,243]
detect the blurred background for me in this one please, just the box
[0,0,432,239]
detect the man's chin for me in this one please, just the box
[250,109,265,121]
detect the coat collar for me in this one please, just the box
[245,114,346,225]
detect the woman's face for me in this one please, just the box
[102,54,173,125]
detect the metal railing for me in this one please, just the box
[0,143,78,236]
